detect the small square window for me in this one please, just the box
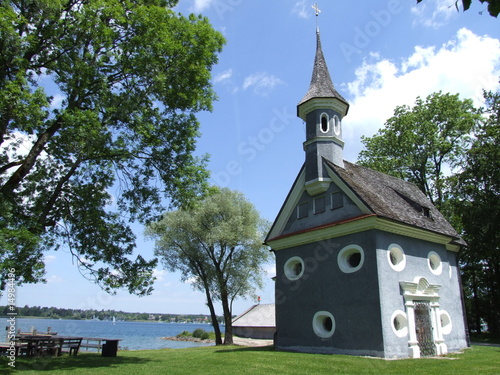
[331,191,343,210]
[314,196,325,214]
[297,202,309,219]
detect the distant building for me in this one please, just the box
[232,304,275,340]
[265,28,469,359]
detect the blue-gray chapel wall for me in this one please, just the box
[274,230,385,356]
[375,232,468,358]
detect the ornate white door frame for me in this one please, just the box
[400,277,447,358]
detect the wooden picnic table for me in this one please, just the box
[6,335,121,357]
[14,335,83,357]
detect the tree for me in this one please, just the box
[0,1,225,295]
[450,89,500,336]
[147,188,271,345]
[416,0,500,17]
[358,91,481,210]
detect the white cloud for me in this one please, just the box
[44,255,57,264]
[192,0,215,13]
[243,72,284,95]
[50,93,65,109]
[214,68,233,83]
[264,264,276,278]
[343,28,500,159]
[292,1,310,19]
[152,269,166,282]
[184,276,200,285]
[411,0,457,28]
[47,274,63,284]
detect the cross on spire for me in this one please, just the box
[312,3,321,16]
[312,3,321,32]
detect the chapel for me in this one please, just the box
[265,25,469,359]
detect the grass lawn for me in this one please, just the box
[2,345,499,375]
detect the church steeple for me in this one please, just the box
[297,31,348,114]
[297,29,349,195]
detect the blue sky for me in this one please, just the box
[4,0,499,317]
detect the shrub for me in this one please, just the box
[177,331,190,338]
[200,331,210,340]
[192,328,205,338]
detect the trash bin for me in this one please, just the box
[101,340,119,357]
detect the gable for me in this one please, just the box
[265,163,372,243]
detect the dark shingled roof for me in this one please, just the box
[298,31,349,109]
[326,159,465,245]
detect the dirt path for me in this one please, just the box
[232,336,273,347]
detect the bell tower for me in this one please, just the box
[297,27,349,196]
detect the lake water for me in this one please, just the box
[1,318,215,350]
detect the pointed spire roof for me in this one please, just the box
[298,30,349,111]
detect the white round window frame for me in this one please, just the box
[337,245,364,274]
[428,251,442,275]
[440,310,452,335]
[387,244,406,272]
[391,310,408,338]
[312,311,336,339]
[284,256,305,281]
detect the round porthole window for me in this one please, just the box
[387,244,406,272]
[338,245,364,273]
[313,311,335,338]
[391,310,408,338]
[428,251,442,275]
[440,311,452,335]
[284,256,305,281]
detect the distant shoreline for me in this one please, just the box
[162,336,214,343]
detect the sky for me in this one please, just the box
[3,0,499,318]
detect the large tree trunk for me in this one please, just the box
[220,286,233,345]
[205,289,223,345]
[471,268,482,333]
[198,266,223,345]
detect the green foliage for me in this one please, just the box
[0,1,225,295]
[449,89,500,336]
[2,345,500,375]
[176,331,191,338]
[358,91,480,210]
[416,0,500,17]
[192,328,205,338]
[1,304,220,323]
[147,188,271,345]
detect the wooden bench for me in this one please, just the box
[26,337,63,357]
[80,337,121,357]
[0,341,26,356]
[60,337,82,356]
